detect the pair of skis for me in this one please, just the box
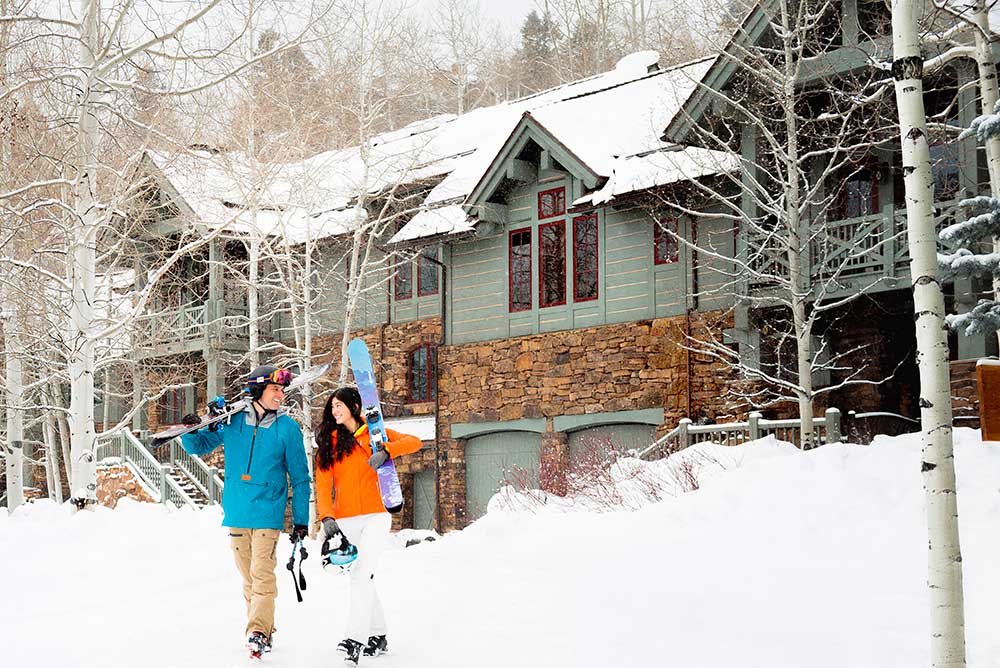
[149,362,332,446]
[149,341,404,514]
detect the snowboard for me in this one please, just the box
[149,363,331,446]
[347,338,404,514]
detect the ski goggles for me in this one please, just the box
[248,368,293,387]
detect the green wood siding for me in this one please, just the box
[464,432,542,521]
[391,247,443,324]
[413,468,436,530]
[567,424,657,463]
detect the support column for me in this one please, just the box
[539,426,568,496]
[206,238,226,400]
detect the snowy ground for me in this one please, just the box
[4,429,1000,668]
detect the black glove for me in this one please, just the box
[290,525,308,543]
[321,517,341,539]
[180,413,201,426]
[368,444,389,470]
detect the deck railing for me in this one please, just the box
[637,408,842,461]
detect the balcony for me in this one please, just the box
[134,302,270,357]
[747,198,961,297]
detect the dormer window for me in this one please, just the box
[538,187,566,219]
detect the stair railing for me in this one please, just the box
[95,429,200,508]
[168,438,224,504]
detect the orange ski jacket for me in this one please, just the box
[316,424,422,520]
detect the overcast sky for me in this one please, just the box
[413,0,539,32]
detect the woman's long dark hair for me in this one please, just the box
[315,386,364,471]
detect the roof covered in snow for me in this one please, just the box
[147,51,732,247]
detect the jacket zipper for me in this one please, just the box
[242,424,259,481]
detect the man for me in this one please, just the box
[181,365,311,661]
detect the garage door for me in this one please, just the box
[413,468,436,531]
[568,424,657,465]
[465,432,542,521]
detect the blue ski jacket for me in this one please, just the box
[181,400,311,530]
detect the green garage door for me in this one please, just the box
[568,424,657,465]
[465,432,542,521]
[413,468,436,531]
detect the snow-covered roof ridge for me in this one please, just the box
[146,51,730,246]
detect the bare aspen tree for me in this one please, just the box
[0,0,328,508]
[658,0,898,448]
[891,0,967,665]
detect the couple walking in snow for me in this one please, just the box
[181,366,421,665]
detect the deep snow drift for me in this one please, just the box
[3,429,1000,668]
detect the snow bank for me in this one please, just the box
[4,429,1000,668]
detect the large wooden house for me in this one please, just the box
[125,3,999,531]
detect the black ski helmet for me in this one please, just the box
[245,365,293,401]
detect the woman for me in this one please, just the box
[314,386,422,666]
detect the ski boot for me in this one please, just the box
[363,635,388,657]
[246,631,269,661]
[342,638,363,666]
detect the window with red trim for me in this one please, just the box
[408,344,437,402]
[417,248,439,296]
[573,213,598,301]
[654,217,679,264]
[509,228,532,312]
[539,220,566,307]
[537,187,566,219]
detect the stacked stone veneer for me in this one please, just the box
[96,464,157,508]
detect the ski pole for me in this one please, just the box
[286,538,307,602]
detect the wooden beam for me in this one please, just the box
[506,159,537,184]
[475,203,509,224]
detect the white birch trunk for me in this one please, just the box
[68,0,100,508]
[3,298,24,510]
[892,2,967,664]
[42,385,64,503]
[51,378,73,490]
[249,233,260,368]
[302,234,317,531]
[779,0,815,449]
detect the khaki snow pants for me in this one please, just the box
[229,528,280,637]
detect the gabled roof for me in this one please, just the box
[147,50,731,248]
[663,1,1000,146]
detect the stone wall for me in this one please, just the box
[96,464,157,508]
[950,359,981,428]
[434,311,747,531]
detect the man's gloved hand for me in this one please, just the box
[368,444,389,470]
[289,525,308,543]
[180,413,201,426]
[321,517,341,539]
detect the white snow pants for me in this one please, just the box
[337,512,392,643]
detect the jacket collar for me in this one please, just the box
[242,397,283,428]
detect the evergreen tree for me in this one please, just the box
[517,10,558,93]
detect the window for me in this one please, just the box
[408,344,437,402]
[834,162,880,219]
[509,228,532,312]
[159,387,185,425]
[573,213,598,301]
[539,221,566,307]
[417,248,439,296]
[394,256,412,300]
[654,217,679,264]
[930,142,960,201]
[537,186,566,219]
